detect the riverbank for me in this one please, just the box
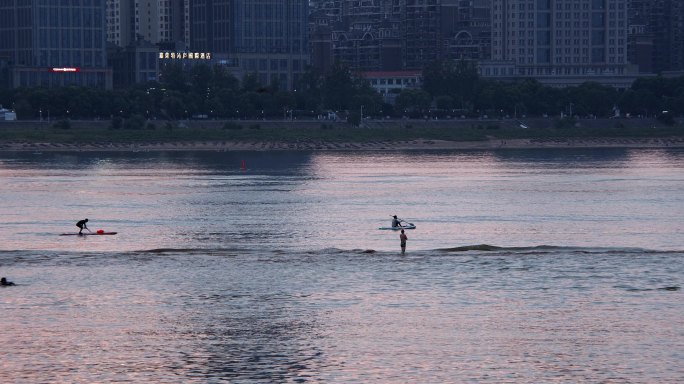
[2,137,683,152]
[1,118,682,151]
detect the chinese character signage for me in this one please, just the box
[159,52,212,60]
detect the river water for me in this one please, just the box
[0,149,682,382]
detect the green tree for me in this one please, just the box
[13,99,33,119]
[322,63,355,110]
[396,89,432,117]
[160,94,185,119]
[435,95,454,110]
[160,63,187,91]
[347,111,361,126]
[241,73,260,93]
[190,64,213,96]
[212,66,239,91]
[423,59,481,107]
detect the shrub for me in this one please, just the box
[657,112,675,126]
[124,114,146,130]
[222,122,242,130]
[146,122,157,130]
[53,119,71,130]
[110,116,123,130]
[554,117,576,129]
[347,112,361,127]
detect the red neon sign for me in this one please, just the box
[50,67,80,72]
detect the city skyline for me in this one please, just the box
[1,0,683,92]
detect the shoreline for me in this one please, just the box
[2,137,684,152]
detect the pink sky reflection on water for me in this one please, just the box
[1,148,683,252]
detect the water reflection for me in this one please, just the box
[1,246,682,382]
[0,149,682,252]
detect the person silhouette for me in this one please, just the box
[400,229,408,254]
[392,215,403,228]
[76,218,89,235]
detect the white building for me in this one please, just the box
[0,107,17,121]
[361,71,422,104]
[482,0,639,88]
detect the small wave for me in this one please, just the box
[132,247,250,255]
[436,244,684,255]
[658,286,680,291]
[437,244,573,253]
[1,245,682,262]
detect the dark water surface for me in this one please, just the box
[1,149,683,382]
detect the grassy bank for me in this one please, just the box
[0,118,682,145]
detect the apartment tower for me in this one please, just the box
[486,0,634,87]
[0,0,112,88]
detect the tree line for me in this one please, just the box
[0,61,683,124]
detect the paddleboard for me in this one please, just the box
[378,224,416,230]
[60,232,118,236]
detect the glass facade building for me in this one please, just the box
[189,0,309,90]
[0,0,112,88]
[106,0,187,47]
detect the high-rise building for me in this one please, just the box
[106,0,189,87]
[0,1,112,88]
[627,0,654,74]
[106,0,187,47]
[483,0,636,88]
[441,0,491,61]
[404,0,441,69]
[310,0,491,72]
[629,0,684,74]
[318,0,404,72]
[189,0,309,90]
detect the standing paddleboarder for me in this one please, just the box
[400,229,408,254]
[76,218,89,235]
